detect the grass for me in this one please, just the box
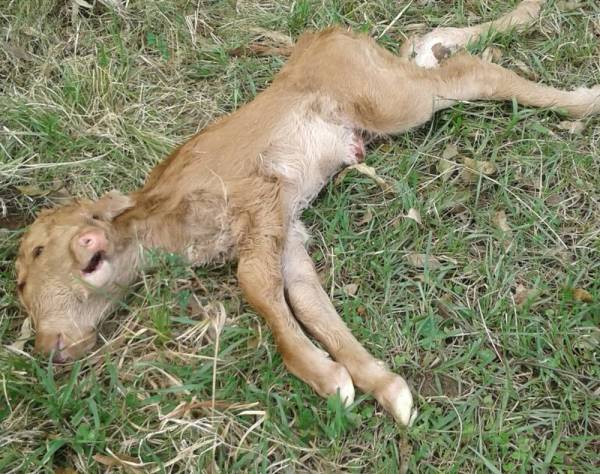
[1,0,599,472]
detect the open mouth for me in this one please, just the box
[82,251,105,274]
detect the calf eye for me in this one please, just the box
[32,246,44,259]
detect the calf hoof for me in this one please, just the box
[566,86,600,118]
[374,374,417,427]
[314,362,355,406]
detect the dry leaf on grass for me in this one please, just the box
[248,27,293,46]
[16,184,49,197]
[463,157,496,175]
[573,288,593,303]
[8,317,32,352]
[557,1,585,11]
[460,157,497,183]
[343,283,359,296]
[557,120,585,134]
[337,163,395,195]
[512,60,538,80]
[514,284,539,307]
[482,46,503,63]
[100,0,124,8]
[17,178,68,199]
[3,43,31,61]
[73,0,93,8]
[442,143,459,160]
[403,208,422,225]
[492,210,511,233]
[93,453,145,473]
[356,207,373,226]
[437,158,457,181]
[406,253,441,269]
[230,28,293,57]
[188,298,227,340]
[54,468,78,474]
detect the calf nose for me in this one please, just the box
[77,229,108,252]
[35,333,70,363]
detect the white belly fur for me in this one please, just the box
[263,97,359,216]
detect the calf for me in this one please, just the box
[15,3,600,426]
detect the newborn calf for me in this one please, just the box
[15,17,600,426]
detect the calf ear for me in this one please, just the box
[93,190,134,220]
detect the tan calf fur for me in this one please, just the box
[15,5,600,426]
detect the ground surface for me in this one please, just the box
[1,0,599,472]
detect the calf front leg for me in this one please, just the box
[282,221,416,426]
[237,227,355,405]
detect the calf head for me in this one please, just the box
[15,191,136,362]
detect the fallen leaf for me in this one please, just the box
[54,468,78,474]
[246,335,262,349]
[356,207,373,226]
[482,46,503,63]
[403,208,422,225]
[557,1,584,11]
[461,157,497,183]
[557,120,585,134]
[188,298,227,340]
[357,305,367,316]
[435,294,454,319]
[437,189,472,212]
[463,157,496,175]
[492,210,511,233]
[405,253,442,269]
[100,0,124,9]
[16,184,48,197]
[93,453,143,473]
[573,331,600,352]
[8,317,32,351]
[514,284,539,307]
[248,27,293,46]
[344,283,359,296]
[404,23,428,33]
[345,163,395,195]
[3,43,31,61]
[512,60,538,80]
[573,288,593,303]
[437,158,457,181]
[442,143,459,160]
[73,0,93,8]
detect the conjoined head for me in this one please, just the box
[15,191,137,362]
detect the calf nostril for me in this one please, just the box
[52,351,66,364]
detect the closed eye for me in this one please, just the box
[33,246,44,259]
[17,281,26,292]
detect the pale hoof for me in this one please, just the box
[313,362,355,406]
[332,363,356,406]
[375,375,417,427]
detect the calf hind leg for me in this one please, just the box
[349,52,600,135]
